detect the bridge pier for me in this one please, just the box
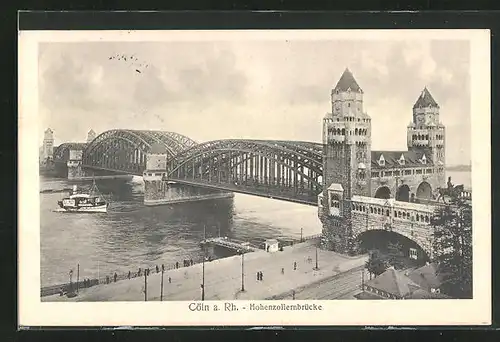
[67,150,85,180]
[143,144,234,206]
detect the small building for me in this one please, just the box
[264,239,279,253]
[407,262,447,295]
[363,266,420,299]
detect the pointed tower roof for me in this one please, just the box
[413,87,439,109]
[333,68,362,93]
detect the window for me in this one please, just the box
[378,154,385,166]
[409,248,418,260]
[371,171,379,178]
[398,154,405,165]
[416,169,422,175]
[405,170,412,175]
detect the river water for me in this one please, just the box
[39,171,470,287]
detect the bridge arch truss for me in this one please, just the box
[82,129,197,174]
[167,139,324,204]
[53,143,88,162]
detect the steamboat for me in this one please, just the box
[57,180,109,213]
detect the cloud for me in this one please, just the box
[39,39,470,166]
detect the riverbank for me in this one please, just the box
[42,239,367,302]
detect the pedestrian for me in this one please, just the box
[106,275,109,284]
[190,259,193,266]
[292,290,296,300]
[281,268,284,275]
[168,276,172,284]
[146,268,150,276]
[256,272,260,281]
[260,271,264,281]
[294,262,297,271]
[138,268,142,277]
[176,261,179,269]
[128,271,131,280]
[114,272,117,282]
[156,265,159,273]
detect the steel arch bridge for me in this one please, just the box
[81,129,197,174]
[53,143,88,163]
[166,139,324,205]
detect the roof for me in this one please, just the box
[371,149,433,169]
[333,68,362,93]
[365,267,420,298]
[149,142,168,154]
[407,262,443,291]
[413,87,439,109]
[265,239,279,244]
[327,183,344,192]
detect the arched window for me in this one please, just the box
[386,209,390,216]
[377,208,381,215]
[342,128,346,135]
[425,216,429,223]
[395,211,398,218]
[416,215,420,222]
[370,207,373,214]
[355,128,358,135]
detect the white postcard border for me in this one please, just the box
[18,29,491,326]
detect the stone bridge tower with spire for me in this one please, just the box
[407,87,446,188]
[319,68,372,253]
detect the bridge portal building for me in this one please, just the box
[319,68,447,259]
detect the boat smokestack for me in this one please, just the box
[72,185,78,194]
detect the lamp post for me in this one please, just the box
[144,270,148,301]
[76,264,80,293]
[314,245,319,270]
[361,268,365,291]
[240,250,245,292]
[160,264,164,301]
[69,269,73,292]
[201,224,206,301]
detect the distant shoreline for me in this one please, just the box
[447,165,471,172]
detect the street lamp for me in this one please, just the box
[313,245,319,270]
[239,250,245,292]
[201,224,206,301]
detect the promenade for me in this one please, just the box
[42,239,367,302]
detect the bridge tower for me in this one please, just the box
[407,87,446,188]
[143,143,169,205]
[41,128,54,162]
[320,68,372,253]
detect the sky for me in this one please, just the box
[38,39,470,166]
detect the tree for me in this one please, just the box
[431,195,472,299]
[365,250,387,279]
[384,242,406,270]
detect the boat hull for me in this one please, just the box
[56,204,108,213]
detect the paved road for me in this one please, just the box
[43,239,368,302]
[270,266,367,300]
